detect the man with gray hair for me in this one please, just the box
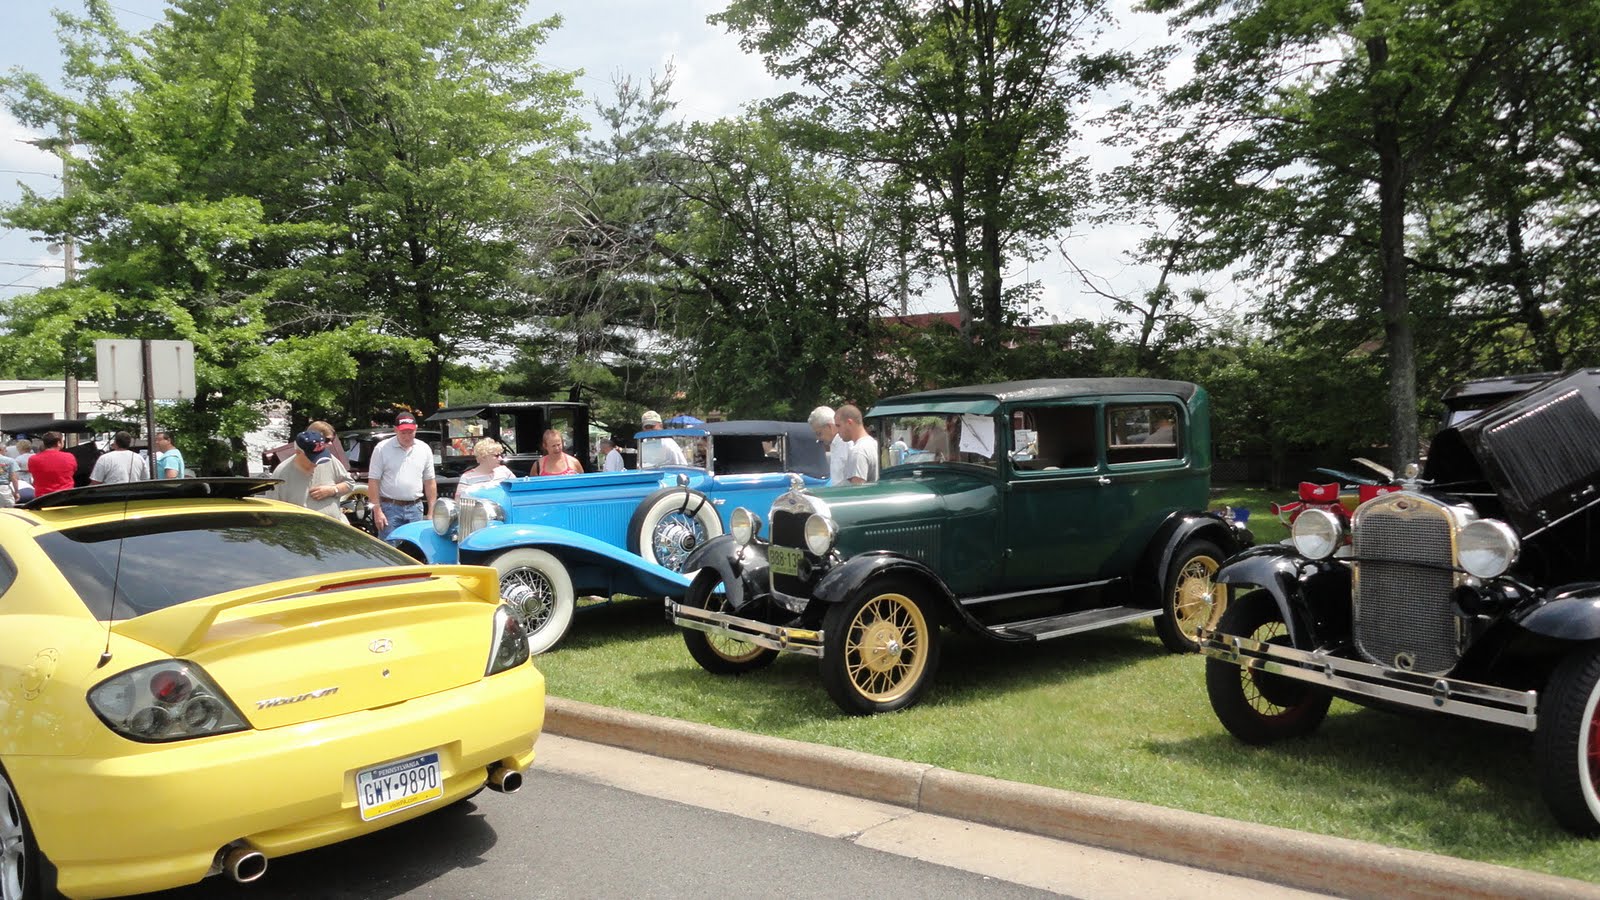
[809,405,849,486]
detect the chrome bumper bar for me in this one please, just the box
[1201,631,1538,731]
[667,601,825,657]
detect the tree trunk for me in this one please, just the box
[1370,35,1420,472]
[1505,199,1561,370]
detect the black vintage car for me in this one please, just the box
[425,402,591,484]
[1202,369,1600,834]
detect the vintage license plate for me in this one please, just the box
[356,751,443,821]
[768,544,803,577]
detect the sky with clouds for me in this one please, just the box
[0,0,1235,328]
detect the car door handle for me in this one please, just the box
[1097,476,1111,485]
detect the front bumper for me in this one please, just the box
[12,663,544,900]
[668,600,825,657]
[1200,630,1536,731]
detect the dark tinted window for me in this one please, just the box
[37,511,415,620]
[0,549,15,598]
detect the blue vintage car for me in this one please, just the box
[388,420,829,653]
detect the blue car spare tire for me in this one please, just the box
[629,488,723,573]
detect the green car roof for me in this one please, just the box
[867,378,1200,418]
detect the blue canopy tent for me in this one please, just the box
[666,414,704,426]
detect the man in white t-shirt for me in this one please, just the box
[835,404,879,484]
[90,432,146,484]
[808,405,850,486]
[367,414,437,538]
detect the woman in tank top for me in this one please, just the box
[537,429,584,476]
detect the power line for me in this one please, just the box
[0,169,58,178]
[109,3,162,22]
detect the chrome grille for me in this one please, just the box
[769,497,817,599]
[1351,493,1460,675]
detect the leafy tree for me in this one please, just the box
[2,0,581,455]
[519,70,689,410]
[660,116,900,417]
[1,0,411,464]
[713,0,1137,338]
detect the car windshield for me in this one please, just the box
[37,510,416,621]
[870,414,998,469]
[639,434,706,469]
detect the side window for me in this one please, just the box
[1010,406,1097,472]
[1105,403,1182,464]
[544,410,577,453]
[0,549,14,598]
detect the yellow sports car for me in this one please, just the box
[0,479,544,900]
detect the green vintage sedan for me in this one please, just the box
[667,378,1252,714]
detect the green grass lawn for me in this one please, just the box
[536,485,1600,882]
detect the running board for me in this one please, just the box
[994,605,1160,641]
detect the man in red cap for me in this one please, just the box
[367,413,437,538]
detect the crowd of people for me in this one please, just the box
[0,428,189,505]
[1,402,883,521]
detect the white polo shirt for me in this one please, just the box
[368,437,435,502]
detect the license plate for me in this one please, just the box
[356,751,444,821]
[768,544,803,577]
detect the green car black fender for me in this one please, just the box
[681,534,771,613]
[811,550,958,623]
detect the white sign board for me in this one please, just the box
[94,339,197,402]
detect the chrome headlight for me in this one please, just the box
[1458,519,1519,579]
[460,498,505,540]
[432,498,458,536]
[1291,508,1342,560]
[730,507,761,546]
[804,514,837,556]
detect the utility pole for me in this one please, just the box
[27,127,78,442]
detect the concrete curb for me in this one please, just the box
[545,697,1600,900]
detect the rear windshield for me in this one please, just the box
[36,511,415,620]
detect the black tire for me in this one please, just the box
[0,763,56,900]
[491,548,576,655]
[1205,589,1332,744]
[1155,538,1226,653]
[819,576,941,715]
[1536,644,1600,835]
[628,488,723,572]
[680,569,779,675]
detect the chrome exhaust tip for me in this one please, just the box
[485,765,523,794]
[223,844,268,883]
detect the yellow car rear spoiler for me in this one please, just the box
[112,564,499,657]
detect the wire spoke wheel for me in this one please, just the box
[652,512,708,572]
[680,568,777,675]
[502,567,556,634]
[1172,556,1223,637]
[1205,589,1331,744]
[820,580,941,714]
[1156,539,1225,653]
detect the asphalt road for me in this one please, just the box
[141,736,1320,900]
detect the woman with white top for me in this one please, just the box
[458,438,515,495]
